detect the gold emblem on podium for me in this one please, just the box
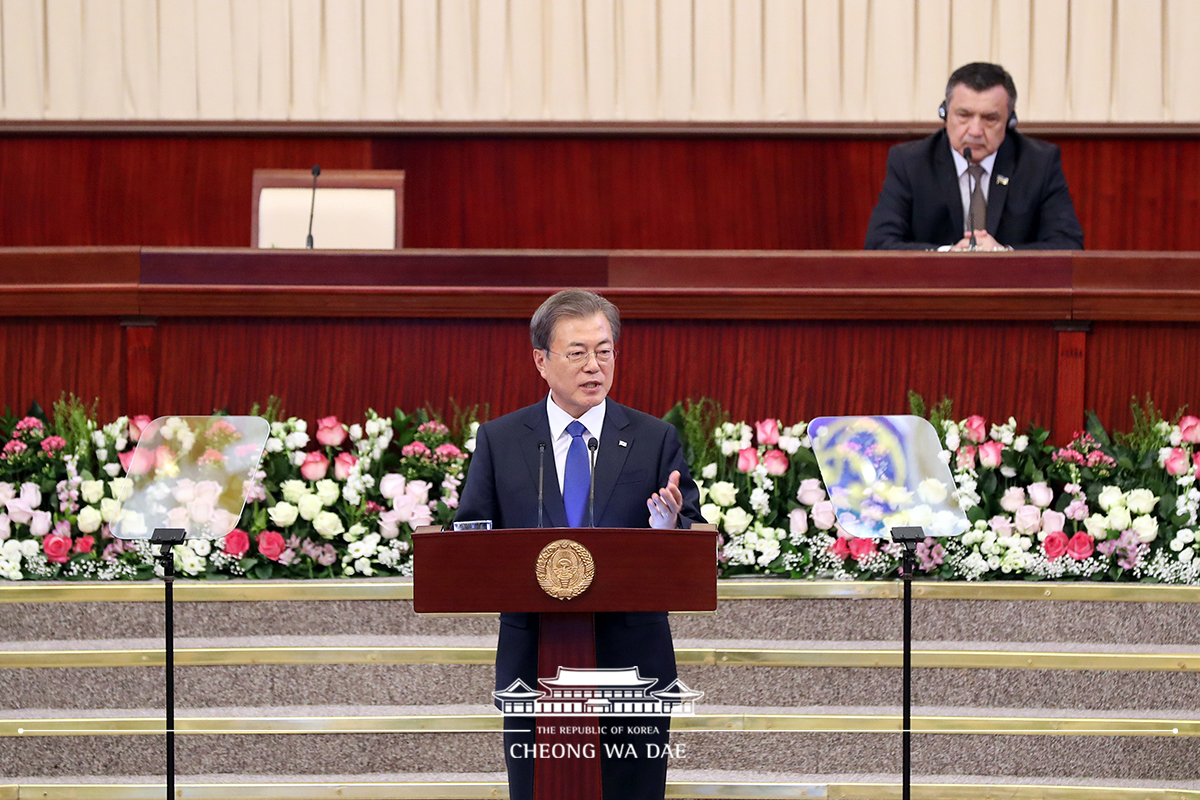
[536,539,595,600]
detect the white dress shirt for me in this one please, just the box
[545,395,607,494]
[950,146,997,231]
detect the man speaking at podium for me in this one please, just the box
[455,288,704,800]
[864,61,1084,251]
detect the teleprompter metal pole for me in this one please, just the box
[889,526,925,800]
[151,528,187,800]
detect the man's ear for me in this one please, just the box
[532,348,547,376]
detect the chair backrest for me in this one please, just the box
[251,169,405,249]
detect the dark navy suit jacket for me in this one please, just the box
[453,398,703,800]
[864,128,1084,251]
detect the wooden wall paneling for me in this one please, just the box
[1070,251,1200,321]
[1053,326,1089,445]
[0,318,126,421]
[122,320,158,417]
[0,247,140,314]
[0,137,373,247]
[1083,322,1200,433]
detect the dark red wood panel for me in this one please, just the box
[1084,322,1200,432]
[0,318,125,420]
[0,138,371,247]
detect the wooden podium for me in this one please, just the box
[413,526,718,800]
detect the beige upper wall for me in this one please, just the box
[1,0,1197,122]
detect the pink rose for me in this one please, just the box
[999,487,1026,513]
[30,510,52,537]
[1027,482,1054,508]
[828,536,851,561]
[1195,452,1200,476]
[755,419,780,446]
[391,494,419,523]
[977,441,1004,469]
[129,415,153,442]
[119,447,156,476]
[1181,415,1200,444]
[43,533,72,563]
[810,500,836,530]
[1041,510,1066,536]
[848,537,877,562]
[316,416,347,447]
[379,474,406,499]
[410,504,434,528]
[956,445,976,471]
[1065,498,1089,521]
[736,448,759,473]
[299,451,329,480]
[1042,530,1069,562]
[789,508,808,536]
[256,530,286,561]
[762,449,789,476]
[1013,504,1042,535]
[379,509,402,538]
[223,528,250,557]
[1066,531,1095,560]
[796,478,826,506]
[405,480,432,505]
[74,535,95,554]
[333,452,358,480]
[963,415,987,444]
[1163,447,1189,476]
[988,515,1014,537]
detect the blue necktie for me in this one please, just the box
[562,420,591,528]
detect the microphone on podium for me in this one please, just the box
[587,438,598,527]
[305,165,321,249]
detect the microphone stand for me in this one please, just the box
[963,148,977,251]
[537,443,546,529]
[587,438,598,527]
[305,164,321,249]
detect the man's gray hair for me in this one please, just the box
[530,289,621,351]
[945,62,1017,114]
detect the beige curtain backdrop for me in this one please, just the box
[1,0,1197,122]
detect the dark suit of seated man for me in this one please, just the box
[865,61,1084,251]
[454,288,704,800]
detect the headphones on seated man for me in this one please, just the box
[938,99,1018,129]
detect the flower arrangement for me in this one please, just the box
[3,394,1200,584]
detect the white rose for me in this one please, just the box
[284,431,309,450]
[280,479,308,504]
[109,479,133,502]
[1181,548,1195,563]
[349,424,363,441]
[190,538,212,557]
[268,502,299,527]
[1097,485,1125,512]
[1125,488,1159,515]
[292,419,308,433]
[176,546,205,576]
[20,539,39,557]
[917,478,948,505]
[701,463,718,480]
[313,511,346,539]
[103,463,122,477]
[297,493,324,521]
[265,437,284,453]
[700,503,722,526]
[315,479,340,507]
[1107,506,1132,532]
[708,481,737,508]
[99,498,121,523]
[76,506,103,534]
[1130,514,1159,543]
[1013,435,1029,453]
[943,426,960,451]
[722,507,753,535]
[1083,513,1110,540]
[80,480,105,505]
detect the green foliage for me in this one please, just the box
[672,397,727,468]
[249,396,286,424]
[908,391,954,434]
[51,393,98,458]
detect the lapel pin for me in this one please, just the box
[996,175,1009,185]
[618,440,627,448]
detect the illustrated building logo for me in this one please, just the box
[493,667,703,716]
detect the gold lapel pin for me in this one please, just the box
[996,175,1009,185]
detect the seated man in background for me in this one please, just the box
[864,61,1084,251]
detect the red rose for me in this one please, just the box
[736,447,759,473]
[43,534,73,563]
[256,530,286,561]
[828,536,851,561]
[224,528,251,557]
[1066,531,1095,561]
[129,414,154,442]
[73,535,95,554]
[848,537,878,562]
[1181,415,1200,444]
[333,451,359,480]
[755,419,780,446]
[956,445,977,471]
[1042,530,1069,562]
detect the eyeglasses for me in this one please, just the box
[546,348,617,366]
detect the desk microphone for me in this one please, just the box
[305,164,321,249]
[537,442,546,528]
[963,148,977,250]
[587,438,598,527]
